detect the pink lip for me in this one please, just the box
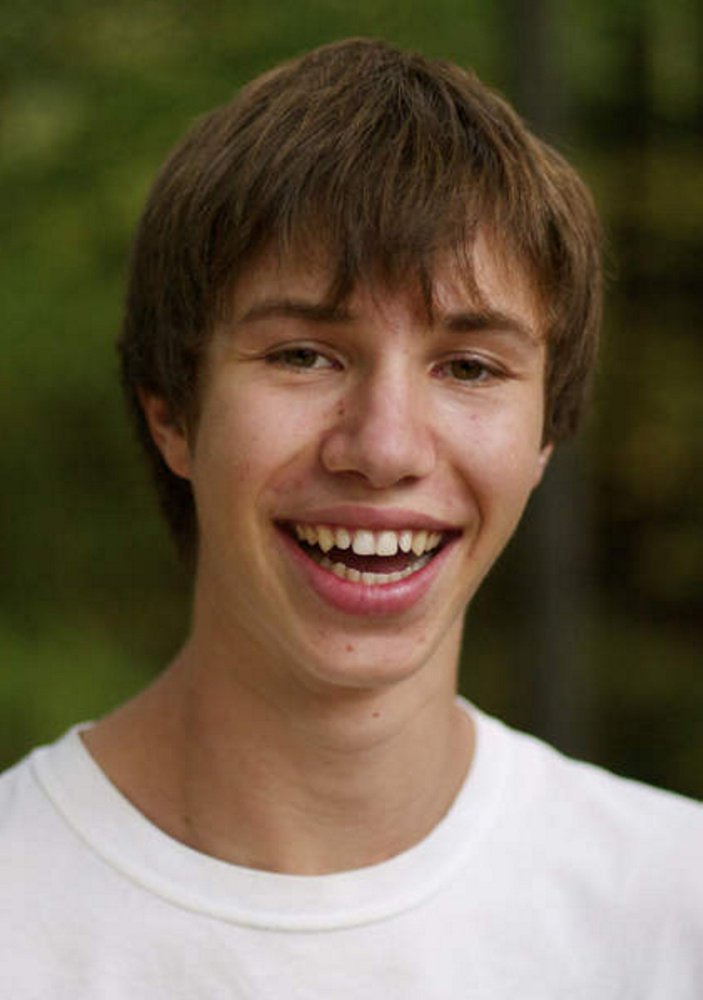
[277,505,457,532]
[276,524,458,617]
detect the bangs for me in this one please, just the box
[215,44,536,320]
[265,185,487,322]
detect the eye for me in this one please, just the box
[266,346,337,371]
[435,357,498,383]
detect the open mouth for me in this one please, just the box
[283,523,456,587]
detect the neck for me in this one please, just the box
[84,632,474,875]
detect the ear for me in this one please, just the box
[533,442,553,487]
[139,391,192,480]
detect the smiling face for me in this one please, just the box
[144,234,552,700]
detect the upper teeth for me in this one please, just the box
[294,524,443,557]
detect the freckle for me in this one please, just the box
[372,711,380,719]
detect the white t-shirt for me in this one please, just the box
[1,702,701,998]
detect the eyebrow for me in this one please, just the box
[238,298,352,325]
[237,298,538,343]
[442,308,539,343]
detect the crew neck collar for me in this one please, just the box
[31,699,513,931]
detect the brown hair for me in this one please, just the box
[119,37,602,562]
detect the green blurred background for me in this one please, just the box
[2,0,701,797]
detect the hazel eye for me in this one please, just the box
[438,358,494,383]
[268,347,335,370]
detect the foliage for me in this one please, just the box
[1,0,701,796]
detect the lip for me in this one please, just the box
[275,520,460,616]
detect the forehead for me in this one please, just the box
[226,229,543,335]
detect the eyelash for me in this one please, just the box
[432,357,504,384]
[265,346,339,371]
[265,346,506,384]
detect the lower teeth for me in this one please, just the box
[317,553,431,585]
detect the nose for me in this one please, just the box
[319,361,437,489]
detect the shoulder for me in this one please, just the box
[470,709,703,989]
[517,719,702,837]
[477,706,702,815]
[477,708,703,905]
[0,743,63,867]
[484,709,703,845]
[0,749,45,839]
[0,730,95,881]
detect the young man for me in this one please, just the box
[2,38,701,998]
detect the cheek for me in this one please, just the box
[190,385,326,504]
[449,408,544,510]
